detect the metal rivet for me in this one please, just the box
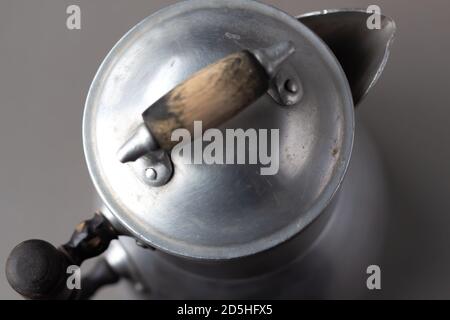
[145,168,157,180]
[284,79,298,93]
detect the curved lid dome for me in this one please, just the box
[83,0,354,260]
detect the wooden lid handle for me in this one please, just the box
[118,41,295,162]
[143,50,268,150]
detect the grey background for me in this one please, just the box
[0,0,449,299]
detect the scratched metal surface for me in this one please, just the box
[0,0,449,299]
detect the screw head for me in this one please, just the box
[145,168,157,180]
[284,79,299,93]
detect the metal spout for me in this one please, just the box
[298,9,396,106]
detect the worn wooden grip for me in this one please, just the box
[142,51,269,150]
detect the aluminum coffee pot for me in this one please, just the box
[6,0,395,299]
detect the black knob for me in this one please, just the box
[6,213,119,300]
[5,240,71,300]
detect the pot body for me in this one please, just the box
[83,0,394,299]
[102,117,390,299]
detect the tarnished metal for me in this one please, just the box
[83,0,355,260]
[107,123,391,298]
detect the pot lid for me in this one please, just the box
[83,0,354,260]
